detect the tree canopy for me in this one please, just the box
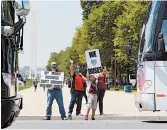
[46,1,149,81]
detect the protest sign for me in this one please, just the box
[40,71,64,89]
[85,49,103,74]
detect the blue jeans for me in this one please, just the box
[68,91,83,115]
[46,89,66,118]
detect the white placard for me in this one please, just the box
[85,49,103,74]
[40,71,64,88]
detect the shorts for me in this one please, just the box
[87,93,97,109]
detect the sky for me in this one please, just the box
[19,0,83,68]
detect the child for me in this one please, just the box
[80,73,98,120]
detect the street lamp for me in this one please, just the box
[125,40,132,84]
[114,43,117,91]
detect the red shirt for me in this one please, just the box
[74,74,84,91]
[89,82,98,94]
[97,72,107,89]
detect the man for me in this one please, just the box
[43,62,67,120]
[33,79,38,92]
[68,59,85,119]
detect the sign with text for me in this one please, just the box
[85,49,102,74]
[40,71,64,89]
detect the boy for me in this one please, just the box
[80,73,98,120]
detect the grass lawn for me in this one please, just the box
[18,79,32,91]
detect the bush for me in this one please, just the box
[18,79,32,91]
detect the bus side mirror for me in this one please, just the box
[158,32,165,52]
[15,0,30,17]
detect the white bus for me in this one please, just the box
[135,1,167,112]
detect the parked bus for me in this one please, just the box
[1,0,30,128]
[134,1,167,112]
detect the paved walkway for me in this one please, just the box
[19,85,167,117]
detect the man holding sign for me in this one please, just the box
[43,62,67,120]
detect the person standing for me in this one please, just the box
[68,59,85,119]
[33,79,38,92]
[97,66,109,115]
[43,62,67,120]
[80,74,98,120]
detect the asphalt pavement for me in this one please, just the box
[7,120,167,129]
[7,85,167,129]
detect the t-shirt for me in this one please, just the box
[97,72,107,89]
[86,81,98,94]
[72,72,84,92]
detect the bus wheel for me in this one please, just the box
[1,113,15,129]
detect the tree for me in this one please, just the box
[85,1,125,67]
[113,1,149,82]
[80,0,105,20]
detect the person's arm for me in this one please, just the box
[79,73,88,81]
[70,59,74,76]
[105,71,109,78]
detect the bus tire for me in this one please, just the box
[1,113,15,129]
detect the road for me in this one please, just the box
[18,84,167,117]
[6,85,167,129]
[7,120,167,129]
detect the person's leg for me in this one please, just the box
[68,91,77,114]
[83,91,88,104]
[85,108,90,120]
[92,94,97,120]
[34,85,36,91]
[75,97,78,105]
[54,89,66,119]
[99,89,105,115]
[97,90,101,113]
[35,85,37,91]
[76,91,83,115]
[91,109,96,120]
[43,90,54,120]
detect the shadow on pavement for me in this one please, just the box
[143,121,167,124]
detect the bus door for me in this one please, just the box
[155,61,167,110]
[155,2,167,111]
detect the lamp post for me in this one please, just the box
[125,40,131,85]
[114,43,117,91]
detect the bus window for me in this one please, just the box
[1,38,15,74]
[161,20,167,52]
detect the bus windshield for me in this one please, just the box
[140,1,161,53]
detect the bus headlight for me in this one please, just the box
[143,80,152,90]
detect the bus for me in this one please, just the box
[134,1,167,112]
[1,0,30,128]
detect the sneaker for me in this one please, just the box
[76,113,83,116]
[68,113,72,120]
[91,117,95,120]
[43,116,51,120]
[100,113,104,116]
[85,115,88,120]
[62,117,68,120]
